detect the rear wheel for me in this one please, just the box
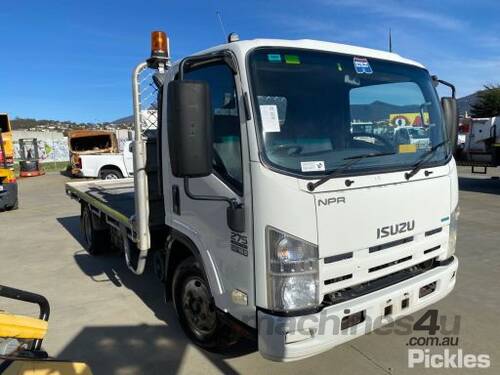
[81,205,109,255]
[172,257,238,350]
[100,169,123,180]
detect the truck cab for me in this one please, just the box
[67,34,459,361]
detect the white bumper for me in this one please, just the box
[258,257,458,362]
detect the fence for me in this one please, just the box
[12,130,133,165]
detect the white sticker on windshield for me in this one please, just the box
[344,74,360,86]
[260,105,281,132]
[301,161,325,172]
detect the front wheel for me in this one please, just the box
[172,257,238,350]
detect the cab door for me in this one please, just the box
[168,58,255,324]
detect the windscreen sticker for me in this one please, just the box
[284,54,301,64]
[353,57,373,74]
[344,74,360,86]
[258,96,287,125]
[267,54,282,63]
[301,161,326,172]
[259,105,281,132]
[337,62,343,72]
[398,144,417,153]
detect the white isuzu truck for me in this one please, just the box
[66,31,460,361]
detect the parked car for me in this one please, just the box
[76,140,133,179]
[394,126,430,149]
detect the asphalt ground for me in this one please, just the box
[1,167,499,374]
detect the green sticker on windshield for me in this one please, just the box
[284,54,301,64]
[267,54,282,63]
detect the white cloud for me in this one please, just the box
[321,0,464,30]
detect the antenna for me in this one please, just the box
[389,28,393,52]
[216,11,227,41]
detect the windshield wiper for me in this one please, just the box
[405,140,448,180]
[307,151,396,191]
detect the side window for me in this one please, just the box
[185,63,243,193]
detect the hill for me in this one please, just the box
[457,92,478,116]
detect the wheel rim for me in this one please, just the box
[83,210,93,246]
[104,173,119,180]
[181,277,216,339]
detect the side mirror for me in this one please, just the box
[441,97,458,154]
[227,204,245,233]
[167,80,213,178]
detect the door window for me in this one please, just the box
[185,63,243,193]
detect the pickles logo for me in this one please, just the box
[377,220,415,239]
[409,349,490,369]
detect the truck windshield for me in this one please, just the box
[248,48,448,177]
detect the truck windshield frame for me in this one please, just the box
[246,47,450,178]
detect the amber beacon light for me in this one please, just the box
[151,31,169,57]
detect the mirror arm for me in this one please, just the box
[432,75,456,98]
[183,177,240,209]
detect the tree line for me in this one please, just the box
[470,84,500,117]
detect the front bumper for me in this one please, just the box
[258,256,458,362]
[0,183,18,210]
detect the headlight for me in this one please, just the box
[266,227,319,312]
[446,205,459,258]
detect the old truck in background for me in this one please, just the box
[67,129,119,176]
[455,116,500,173]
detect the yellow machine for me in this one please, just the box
[0,114,14,167]
[0,285,93,375]
[0,134,18,211]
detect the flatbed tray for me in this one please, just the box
[65,178,135,227]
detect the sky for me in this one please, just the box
[0,0,498,123]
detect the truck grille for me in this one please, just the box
[320,226,448,298]
[322,258,436,306]
[369,236,413,253]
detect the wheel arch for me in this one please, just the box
[164,229,220,302]
[98,164,126,178]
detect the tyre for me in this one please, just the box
[8,199,18,211]
[100,169,123,180]
[172,257,238,350]
[81,205,109,255]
